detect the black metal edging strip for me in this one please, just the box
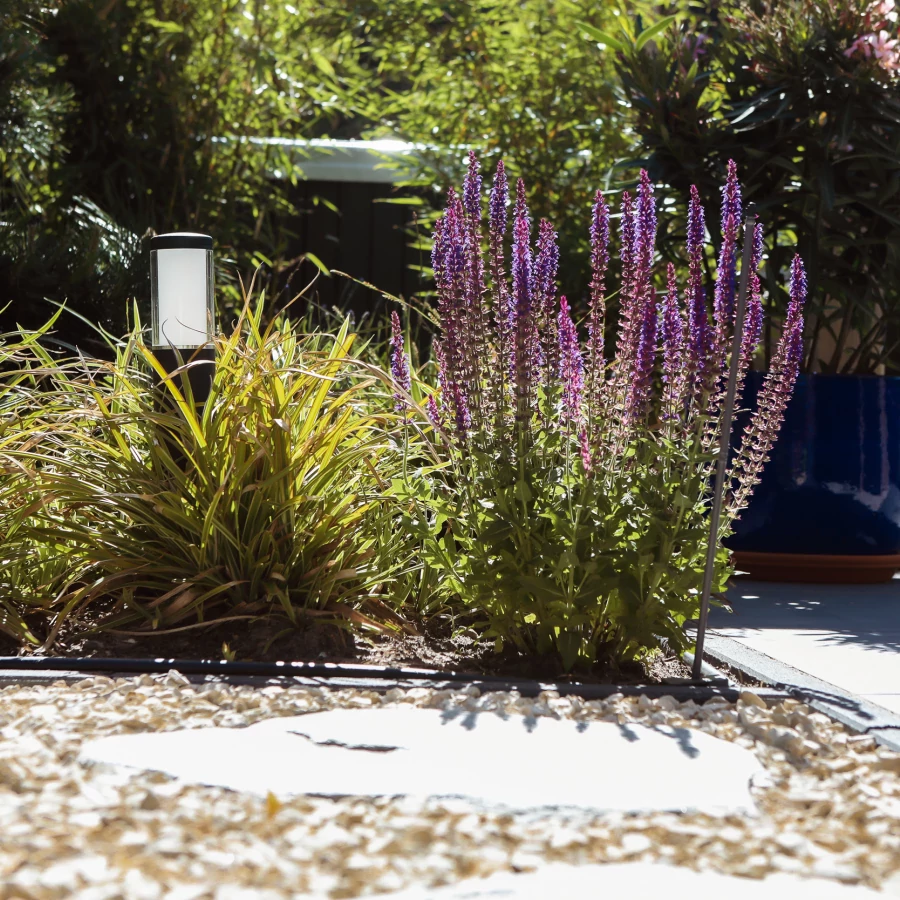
[693,209,756,680]
[0,655,789,703]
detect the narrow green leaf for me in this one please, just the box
[577,21,627,52]
[635,15,677,52]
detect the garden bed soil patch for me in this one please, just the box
[10,616,692,685]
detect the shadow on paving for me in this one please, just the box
[709,578,900,655]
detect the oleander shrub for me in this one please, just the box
[0,301,415,648]
[607,0,900,373]
[392,154,807,672]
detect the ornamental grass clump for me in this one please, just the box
[0,313,79,646]
[394,153,806,672]
[0,300,412,649]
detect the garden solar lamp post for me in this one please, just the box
[149,232,216,405]
[692,207,757,681]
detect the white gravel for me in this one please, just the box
[1,673,899,899]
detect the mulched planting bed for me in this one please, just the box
[6,616,694,685]
[0,676,898,899]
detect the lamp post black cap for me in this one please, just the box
[150,232,213,251]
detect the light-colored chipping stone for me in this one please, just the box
[0,676,896,899]
[374,862,888,899]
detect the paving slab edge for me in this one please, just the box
[700,632,900,752]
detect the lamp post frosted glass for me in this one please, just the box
[149,232,215,404]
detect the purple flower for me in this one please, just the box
[462,151,488,424]
[450,383,471,436]
[432,196,471,440]
[622,172,658,421]
[737,220,764,397]
[632,171,657,330]
[426,393,442,428]
[579,425,593,476]
[661,264,684,381]
[535,218,560,388]
[586,190,610,424]
[512,178,536,425]
[626,286,659,422]
[660,263,686,425]
[489,160,512,422]
[557,296,583,423]
[489,159,508,240]
[637,169,657,265]
[420,154,805,524]
[462,149,482,223]
[390,310,411,411]
[686,185,712,390]
[615,191,639,365]
[713,160,742,363]
[729,254,807,515]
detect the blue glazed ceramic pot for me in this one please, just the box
[727,373,900,559]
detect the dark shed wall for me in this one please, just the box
[283,180,425,321]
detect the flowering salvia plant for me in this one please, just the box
[392,153,806,672]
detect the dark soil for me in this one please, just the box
[7,614,693,685]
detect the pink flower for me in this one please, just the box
[844,36,870,58]
[845,30,900,70]
[872,0,897,23]
[871,30,900,67]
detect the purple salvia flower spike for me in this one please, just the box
[488,160,513,432]
[535,218,560,396]
[661,264,683,384]
[463,150,482,223]
[389,310,411,412]
[633,170,657,318]
[637,169,658,260]
[451,383,471,437]
[462,152,488,426]
[489,160,509,238]
[713,160,743,366]
[434,190,472,440]
[512,178,536,427]
[729,254,807,515]
[626,285,659,422]
[557,296,583,424]
[621,171,657,424]
[746,221,765,352]
[586,190,610,429]
[737,220,765,399]
[660,263,688,429]
[425,393,442,428]
[615,191,639,369]
[685,185,712,392]
[579,424,593,476]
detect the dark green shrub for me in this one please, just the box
[1,1,355,350]
[338,0,651,305]
[609,0,900,372]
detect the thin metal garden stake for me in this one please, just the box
[692,208,757,681]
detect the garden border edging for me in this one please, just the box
[0,655,781,704]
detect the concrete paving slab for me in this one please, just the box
[80,707,764,815]
[702,579,900,739]
[714,579,900,655]
[860,694,900,715]
[373,862,888,899]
